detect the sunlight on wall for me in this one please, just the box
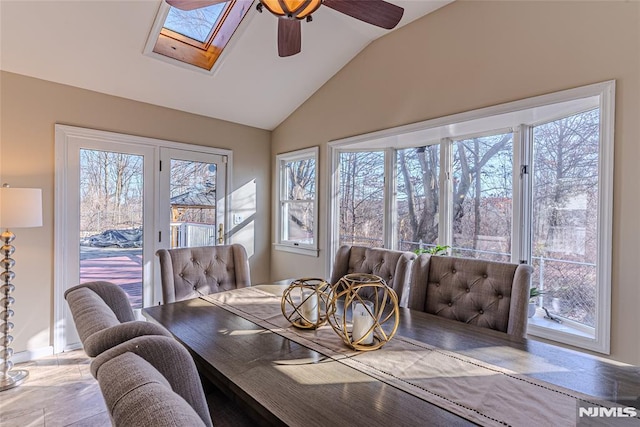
[229,179,256,257]
[27,328,50,350]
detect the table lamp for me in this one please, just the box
[0,184,43,391]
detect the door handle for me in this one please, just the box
[218,223,224,244]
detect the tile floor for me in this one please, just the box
[1,349,256,427]
[0,350,110,427]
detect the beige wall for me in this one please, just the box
[0,71,271,355]
[271,1,640,364]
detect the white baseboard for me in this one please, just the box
[64,342,83,352]
[12,346,55,364]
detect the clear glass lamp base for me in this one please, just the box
[0,369,29,391]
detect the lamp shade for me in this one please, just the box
[0,187,43,228]
[261,0,322,19]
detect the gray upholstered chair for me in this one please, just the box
[64,281,172,357]
[156,244,251,303]
[408,255,533,338]
[91,335,213,427]
[329,245,416,307]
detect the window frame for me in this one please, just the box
[275,146,319,256]
[327,81,615,354]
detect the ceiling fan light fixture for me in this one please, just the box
[260,0,322,20]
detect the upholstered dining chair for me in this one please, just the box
[329,245,416,307]
[91,335,213,427]
[408,255,533,338]
[64,281,172,357]
[156,244,251,303]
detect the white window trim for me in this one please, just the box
[327,81,615,354]
[274,146,319,257]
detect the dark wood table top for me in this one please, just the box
[143,285,640,426]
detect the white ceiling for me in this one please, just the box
[0,0,450,130]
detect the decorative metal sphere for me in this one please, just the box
[1,230,16,244]
[1,321,13,334]
[1,346,13,359]
[0,284,15,294]
[2,360,13,371]
[327,273,400,351]
[1,309,14,322]
[281,278,331,329]
[0,297,14,308]
[0,245,15,258]
[0,257,15,270]
[1,334,13,346]
[1,271,15,283]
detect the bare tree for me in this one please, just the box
[79,149,143,234]
[336,109,600,325]
[451,134,512,254]
[284,158,315,234]
[533,109,599,263]
[397,145,439,248]
[339,152,384,246]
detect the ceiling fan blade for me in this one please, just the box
[166,0,227,11]
[278,19,302,57]
[323,0,404,30]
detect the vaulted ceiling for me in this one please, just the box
[0,0,450,130]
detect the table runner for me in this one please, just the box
[202,287,636,426]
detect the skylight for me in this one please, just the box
[164,3,226,43]
[145,1,251,72]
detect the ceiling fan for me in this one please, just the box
[166,0,404,57]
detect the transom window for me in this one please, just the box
[144,1,251,71]
[329,81,615,354]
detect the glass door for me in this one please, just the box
[59,137,155,350]
[78,149,149,309]
[55,125,233,352]
[159,148,227,249]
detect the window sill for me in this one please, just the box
[526,309,606,354]
[274,243,319,257]
[527,311,593,339]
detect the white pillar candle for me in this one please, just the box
[301,290,318,323]
[352,301,374,345]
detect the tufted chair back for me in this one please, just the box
[329,245,416,307]
[91,335,213,427]
[409,255,532,338]
[64,281,172,357]
[156,244,251,303]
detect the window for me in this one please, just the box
[397,145,440,251]
[450,132,513,262]
[275,147,319,256]
[328,81,614,353]
[339,151,385,248]
[144,1,251,72]
[529,109,601,333]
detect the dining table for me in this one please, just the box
[142,284,640,426]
